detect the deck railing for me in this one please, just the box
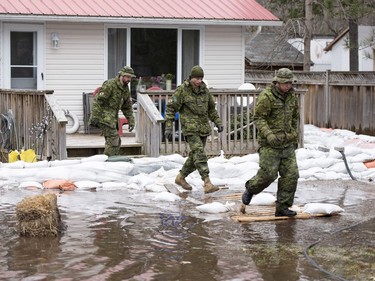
[138,89,305,158]
[0,89,67,162]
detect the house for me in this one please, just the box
[323,26,375,71]
[288,35,334,71]
[0,0,281,133]
[245,31,304,71]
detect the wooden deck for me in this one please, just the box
[66,132,143,158]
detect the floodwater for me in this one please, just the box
[0,179,374,281]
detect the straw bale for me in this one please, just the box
[15,193,61,237]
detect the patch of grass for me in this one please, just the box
[309,245,375,280]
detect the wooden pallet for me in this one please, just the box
[231,204,333,222]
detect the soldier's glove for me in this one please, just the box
[286,131,297,141]
[89,118,100,128]
[217,125,224,133]
[266,133,280,147]
[165,127,173,140]
[128,124,134,132]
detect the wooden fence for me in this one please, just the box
[246,70,375,136]
[0,89,68,162]
[137,89,306,158]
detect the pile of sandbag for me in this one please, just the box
[15,193,61,237]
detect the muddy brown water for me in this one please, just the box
[0,180,374,281]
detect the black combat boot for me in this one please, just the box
[275,209,297,217]
[242,189,253,205]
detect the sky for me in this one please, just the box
[1,124,374,213]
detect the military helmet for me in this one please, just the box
[190,65,204,78]
[118,66,136,78]
[272,68,297,84]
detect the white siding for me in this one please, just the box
[0,22,3,87]
[46,22,105,132]
[204,26,244,89]
[329,26,374,71]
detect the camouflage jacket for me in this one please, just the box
[255,84,299,148]
[89,76,134,129]
[165,80,222,136]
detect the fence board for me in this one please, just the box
[0,89,68,161]
[246,70,375,136]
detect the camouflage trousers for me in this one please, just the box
[245,146,299,211]
[180,135,209,180]
[100,124,121,156]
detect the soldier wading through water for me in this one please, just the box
[165,65,223,194]
[89,66,136,156]
[242,68,300,217]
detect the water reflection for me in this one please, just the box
[240,221,301,281]
[5,236,61,280]
[0,180,374,280]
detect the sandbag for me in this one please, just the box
[303,203,344,215]
[43,179,76,191]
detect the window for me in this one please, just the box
[107,27,200,95]
[107,28,127,79]
[182,30,200,81]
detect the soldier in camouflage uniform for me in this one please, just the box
[242,68,300,217]
[89,66,136,156]
[165,66,223,193]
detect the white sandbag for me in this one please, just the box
[196,202,234,213]
[18,181,43,189]
[2,161,25,169]
[144,182,167,193]
[209,162,244,179]
[347,153,373,163]
[131,157,161,165]
[303,203,344,214]
[328,149,343,159]
[49,159,82,167]
[296,148,326,161]
[250,193,276,205]
[229,153,259,164]
[24,160,49,168]
[343,146,365,157]
[298,167,324,179]
[101,181,128,190]
[236,161,259,172]
[74,180,102,189]
[151,191,180,202]
[331,129,356,138]
[328,162,347,174]
[298,157,338,170]
[158,154,186,165]
[81,154,108,162]
[350,162,368,172]
[128,173,157,189]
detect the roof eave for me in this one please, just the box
[0,14,283,26]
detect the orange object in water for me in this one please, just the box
[364,160,375,169]
[43,179,76,191]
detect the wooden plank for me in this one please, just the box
[232,212,331,222]
[230,204,334,222]
[164,183,204,205]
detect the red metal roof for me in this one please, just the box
[0,0,279,23]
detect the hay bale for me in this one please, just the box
[15,193,61,237]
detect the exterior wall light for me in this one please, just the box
[51,32,59,49]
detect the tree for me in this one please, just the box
[257,0,375,71]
